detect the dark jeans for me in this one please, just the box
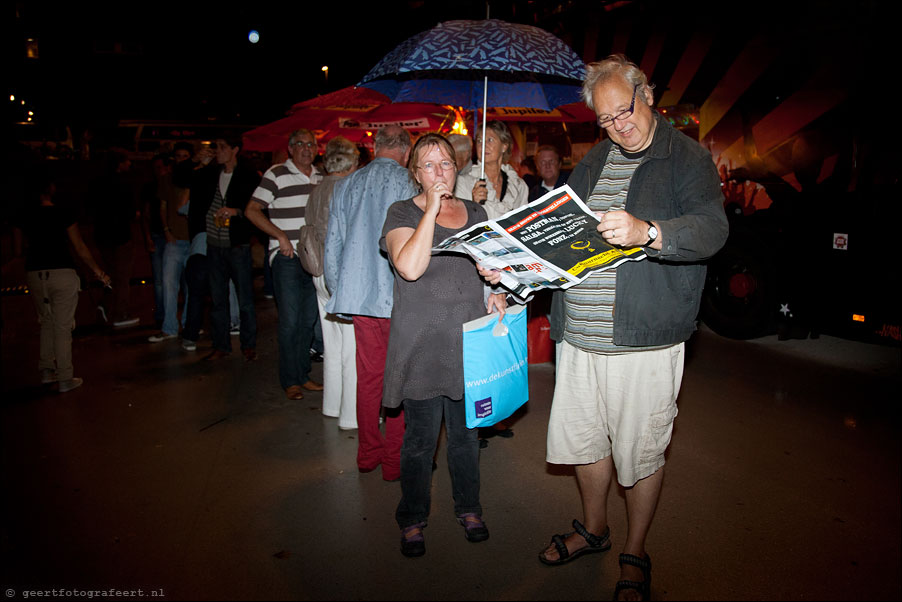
[396,395,481,529]
[207,244,256,353]
[263,238,274,297]
[272,253,317,388]
[183,253,209,342]
[149,232,167,323]
[312,312,324,354]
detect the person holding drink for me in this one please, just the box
[380,133,507,557]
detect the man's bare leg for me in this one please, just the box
[540,455,614,561]
[617,466,664,601]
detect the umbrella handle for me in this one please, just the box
[480,75,487,180]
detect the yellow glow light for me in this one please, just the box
[9,95,14,101]
[451,118,468,136]
[852,314,865,322]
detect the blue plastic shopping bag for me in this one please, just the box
[462,304,528,428]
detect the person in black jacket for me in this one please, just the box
[527,145,569,202]
[186,134,260,361]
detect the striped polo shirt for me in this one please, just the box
[250,160,322,263]
[563,145,667,354]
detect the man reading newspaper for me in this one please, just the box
[477,54,727,601]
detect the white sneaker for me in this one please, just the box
[182,339,197,351]
[230,324,240,336]
[148,332,177,343]
[113,317,140,328]
[58,377,83,393]
[41,369,59,384]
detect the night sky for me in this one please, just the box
[9,0,890,143]
[9,1,588,135]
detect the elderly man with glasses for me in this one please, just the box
[482,55,728,600]
[246,128,324,398]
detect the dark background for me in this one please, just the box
[7,0,617,135]
[14,0,881,138]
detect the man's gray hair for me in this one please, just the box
[447,133,473,153]
[581,54,654,112]
[535,144,561,161]
[288,128,315,146]
[323,136,359,174]
[373,125,412,153]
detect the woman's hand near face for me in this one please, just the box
[425,180,451,218]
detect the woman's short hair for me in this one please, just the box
[475,120,514,164]
[581,53,654,112]
[407,133,456,191]
[323,136,359,174]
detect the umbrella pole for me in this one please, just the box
[480,75,487,180]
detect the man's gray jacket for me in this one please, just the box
[550,115,729,347]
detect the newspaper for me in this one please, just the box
[434,185,646,300]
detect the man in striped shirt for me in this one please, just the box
[246,129,324,400]
[482,55,728,600]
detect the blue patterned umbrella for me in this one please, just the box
[359,19,587,178]
[359,19,586,111]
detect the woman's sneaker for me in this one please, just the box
[148,332,177,343]
[58,377,83,393]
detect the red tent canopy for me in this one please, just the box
[243,86,456,152]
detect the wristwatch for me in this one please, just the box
[643,220,658,247]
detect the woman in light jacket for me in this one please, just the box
[454,120,528,219]
[304,136,359,429]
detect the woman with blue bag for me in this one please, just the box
[380,133,507,557]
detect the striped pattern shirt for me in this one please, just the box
[250,160,322,262]
[563,145,665,354]
[205,175,231,249]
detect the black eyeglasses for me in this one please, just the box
[597,84,640,128]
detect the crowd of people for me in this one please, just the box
[12,54,727,601]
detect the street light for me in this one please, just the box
[322,65,328,83]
